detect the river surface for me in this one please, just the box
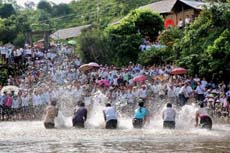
[0,121,230,153]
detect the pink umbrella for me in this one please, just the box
[88,62,100,68]
[171,67,187,75]
[79,64,92,71]
[96,79,110,87]
[133,75,147,82]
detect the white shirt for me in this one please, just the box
[12,98,20,109]
[1,47,6,55]
[0,95,4,105]
[178,20,183,27]
[41,92,50,105]
[32,94,41,106]
[201,80,207,88]
[127,92,134,103]
[103,106,117,122]
[195,85,204,95]
[167,86,176,97]
[21,96,29,107]
[162,107,176,121]
[75,59,81,66]
[25,49,32,55]
[139,89,147,98]
[185,17,191,24]
[180,85,193,98]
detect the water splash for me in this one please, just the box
[55,111,73,128]
[86,90,110,128]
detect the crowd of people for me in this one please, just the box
[0,42,230,129]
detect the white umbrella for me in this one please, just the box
[1,85,20,95]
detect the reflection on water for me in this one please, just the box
[0,121,230,153]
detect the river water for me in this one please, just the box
[0,91,229,153]
[0,119,230,153]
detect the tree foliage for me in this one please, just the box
[105,9,163,66]
[78,27,111,64]
[78,9,163,66]
[37,1,52,13]
[52,3,73,17]
[0,3,15,18]
[138,47,172,66]
[206,29,230,80]
[0,0,157,47]
[171,4,230,81]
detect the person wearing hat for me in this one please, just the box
[103,103,118,129]
[72,101,87,128]
[132,99,149,128]
[195,102,212,130]
[43,100,59,129]
[162,103,176,129]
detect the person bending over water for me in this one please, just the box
[162,103,176,129]
[133,100,149,128]
[103,103,118,129]
[195,102,212,130]
[44,100,58,129]
[72,102,87,128]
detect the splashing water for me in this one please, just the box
[86,90,110,128]
[176,103,198,129]
[54,88,201,131]
[55,111,73,128]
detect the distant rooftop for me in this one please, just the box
[140,0,177,13]
[140,0,208,14]
[50,25,91,40]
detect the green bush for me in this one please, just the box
[172,3,230,81]
[138,47,173,66]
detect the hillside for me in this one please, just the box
[0,0,157,46]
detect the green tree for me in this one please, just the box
[37,1,52,13]
[0,15,17,43]
[105,9,163,66]
[138,47,171,65]
[0,3,15,18]
[52,3,73,17]
[157,27,183,61]
[172,4,230,81]
[78,27,111,64]
[207,29,230,81]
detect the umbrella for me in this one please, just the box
[96,79,110,87]
[67,40,77,45]
[171,67,187,75]
[1,85,19,95]
[153,75,166,81]
[88,62,100,68]
[79,64,92,71]
[133,75,147,82]
[164,18,175,29]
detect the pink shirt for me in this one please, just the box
[4,96,12,107]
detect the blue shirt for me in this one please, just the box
[134,107,148,119]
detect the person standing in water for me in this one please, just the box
[132,100,149,128]
[103,103,118,129]
[195,102,212,130]
[72,102,87,128]
[44,100,58,129]
[162,103,176,129]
